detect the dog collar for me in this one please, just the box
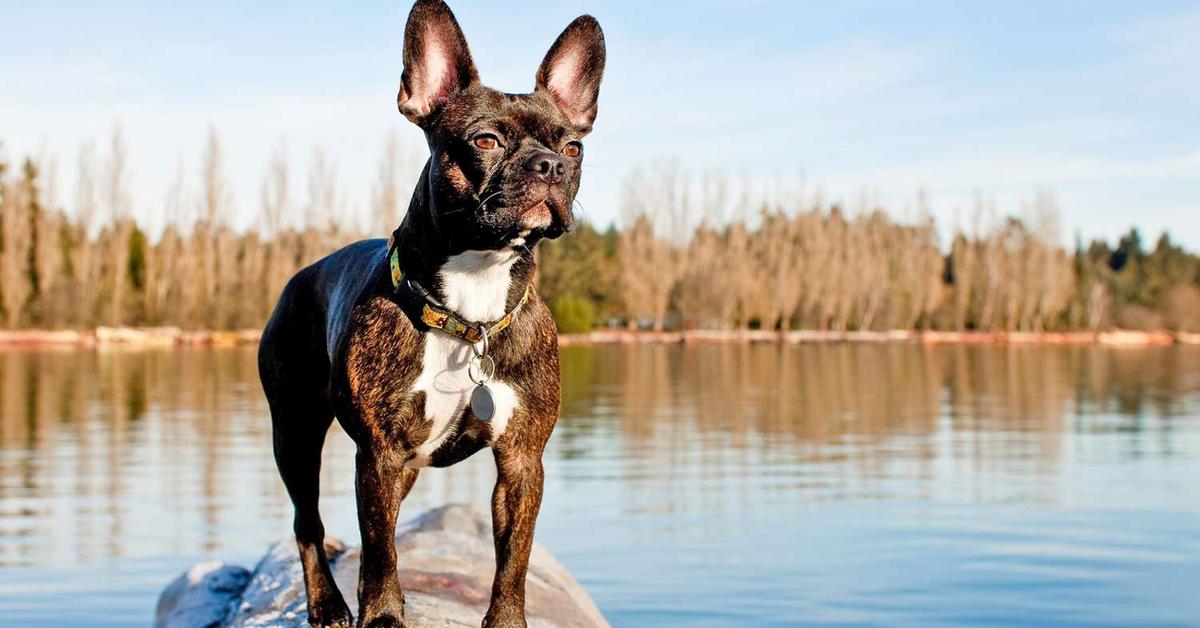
[388,233,530,344]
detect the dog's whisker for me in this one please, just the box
[571,199,593,224]
[476,190,503,214]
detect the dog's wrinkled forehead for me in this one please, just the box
[434,86,572,147]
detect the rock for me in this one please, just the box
[156,561,252,628]
[156,505,608,628]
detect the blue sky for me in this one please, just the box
[1,1,1197,247]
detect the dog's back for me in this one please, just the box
[259,239,386,375]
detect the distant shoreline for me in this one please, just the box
[558,329,1200,347]
[2,327,1199,349]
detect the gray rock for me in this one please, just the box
[156,561,251,628]
[156,505,608,628]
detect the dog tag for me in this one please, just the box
[471,383,495,422]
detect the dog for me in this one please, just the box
[257,1,605,626]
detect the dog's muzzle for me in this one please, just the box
[520,201,553,230]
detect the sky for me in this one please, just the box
[1,0,1197,248]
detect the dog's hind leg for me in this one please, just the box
[261,330,353,627]
[272,396,353,627]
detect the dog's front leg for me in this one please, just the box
[484,445,545,628]
[355,449,419,628]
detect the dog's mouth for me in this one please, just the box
[501,201,546,249]
[520,200,553,231]
[501,197,571,249]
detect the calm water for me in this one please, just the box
[1,343,1199,626]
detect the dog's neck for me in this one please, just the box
[392,163,537,324]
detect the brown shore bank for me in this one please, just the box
[558,329,1197,347]
[0,327,262,348]
[3,326,1196,349]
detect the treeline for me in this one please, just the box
[538,164,1200,334]
[2,135,1199,334]
[0,128,412,330]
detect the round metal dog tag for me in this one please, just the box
[471,383,495,422]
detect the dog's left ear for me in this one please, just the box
[536,16,606,134]
[398,0,479,125]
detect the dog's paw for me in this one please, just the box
[308,600,354,628]
[361,615,406,628]
[482,607,527,628]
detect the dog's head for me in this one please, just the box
[397,0,605,252]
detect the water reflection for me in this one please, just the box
[1,344,1199,625]
[562,344,1200,503]
[1,348,277,563]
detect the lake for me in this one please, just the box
[1,343,1198,626]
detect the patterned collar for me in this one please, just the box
[387,232,531,344]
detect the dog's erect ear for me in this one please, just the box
[397,0,479,125]
[536,16,606,133]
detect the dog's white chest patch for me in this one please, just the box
[406,250,520,467]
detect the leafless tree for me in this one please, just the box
[260,145,294,316]
[370,132,415,235]
[102,125,134,325]
[261,144,289,238]
[618,162,689,330]
[0,157,32,326]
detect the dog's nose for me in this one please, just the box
[524,151,566,183]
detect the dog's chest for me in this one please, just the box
[405,250,520,467]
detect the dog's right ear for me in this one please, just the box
[397,0,479,126]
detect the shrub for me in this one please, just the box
[1115,303,1164,331]
[1164,284,1200,332]
[551,296,595,334]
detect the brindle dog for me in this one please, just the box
[257,1,605,626]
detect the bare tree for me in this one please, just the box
[70,142,101,326]
[145,161,188,323]
[617,210,654,329]
[302,146,356,264]
[0,155,33,326]
[951,232,976,331]
[260,145,294,316]
[1029,191,1073,331]
[195,127,237,327]
[370,132,415,235]
[676,175,731,328]
[305,148,339,233]
[201,126,232,228]
[617,162,689,331]
[261,143,289,238]
[30,156,64,326]
[102,125,134,326]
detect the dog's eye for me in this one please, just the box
[473,134,499,150]
[562,141,582,159]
